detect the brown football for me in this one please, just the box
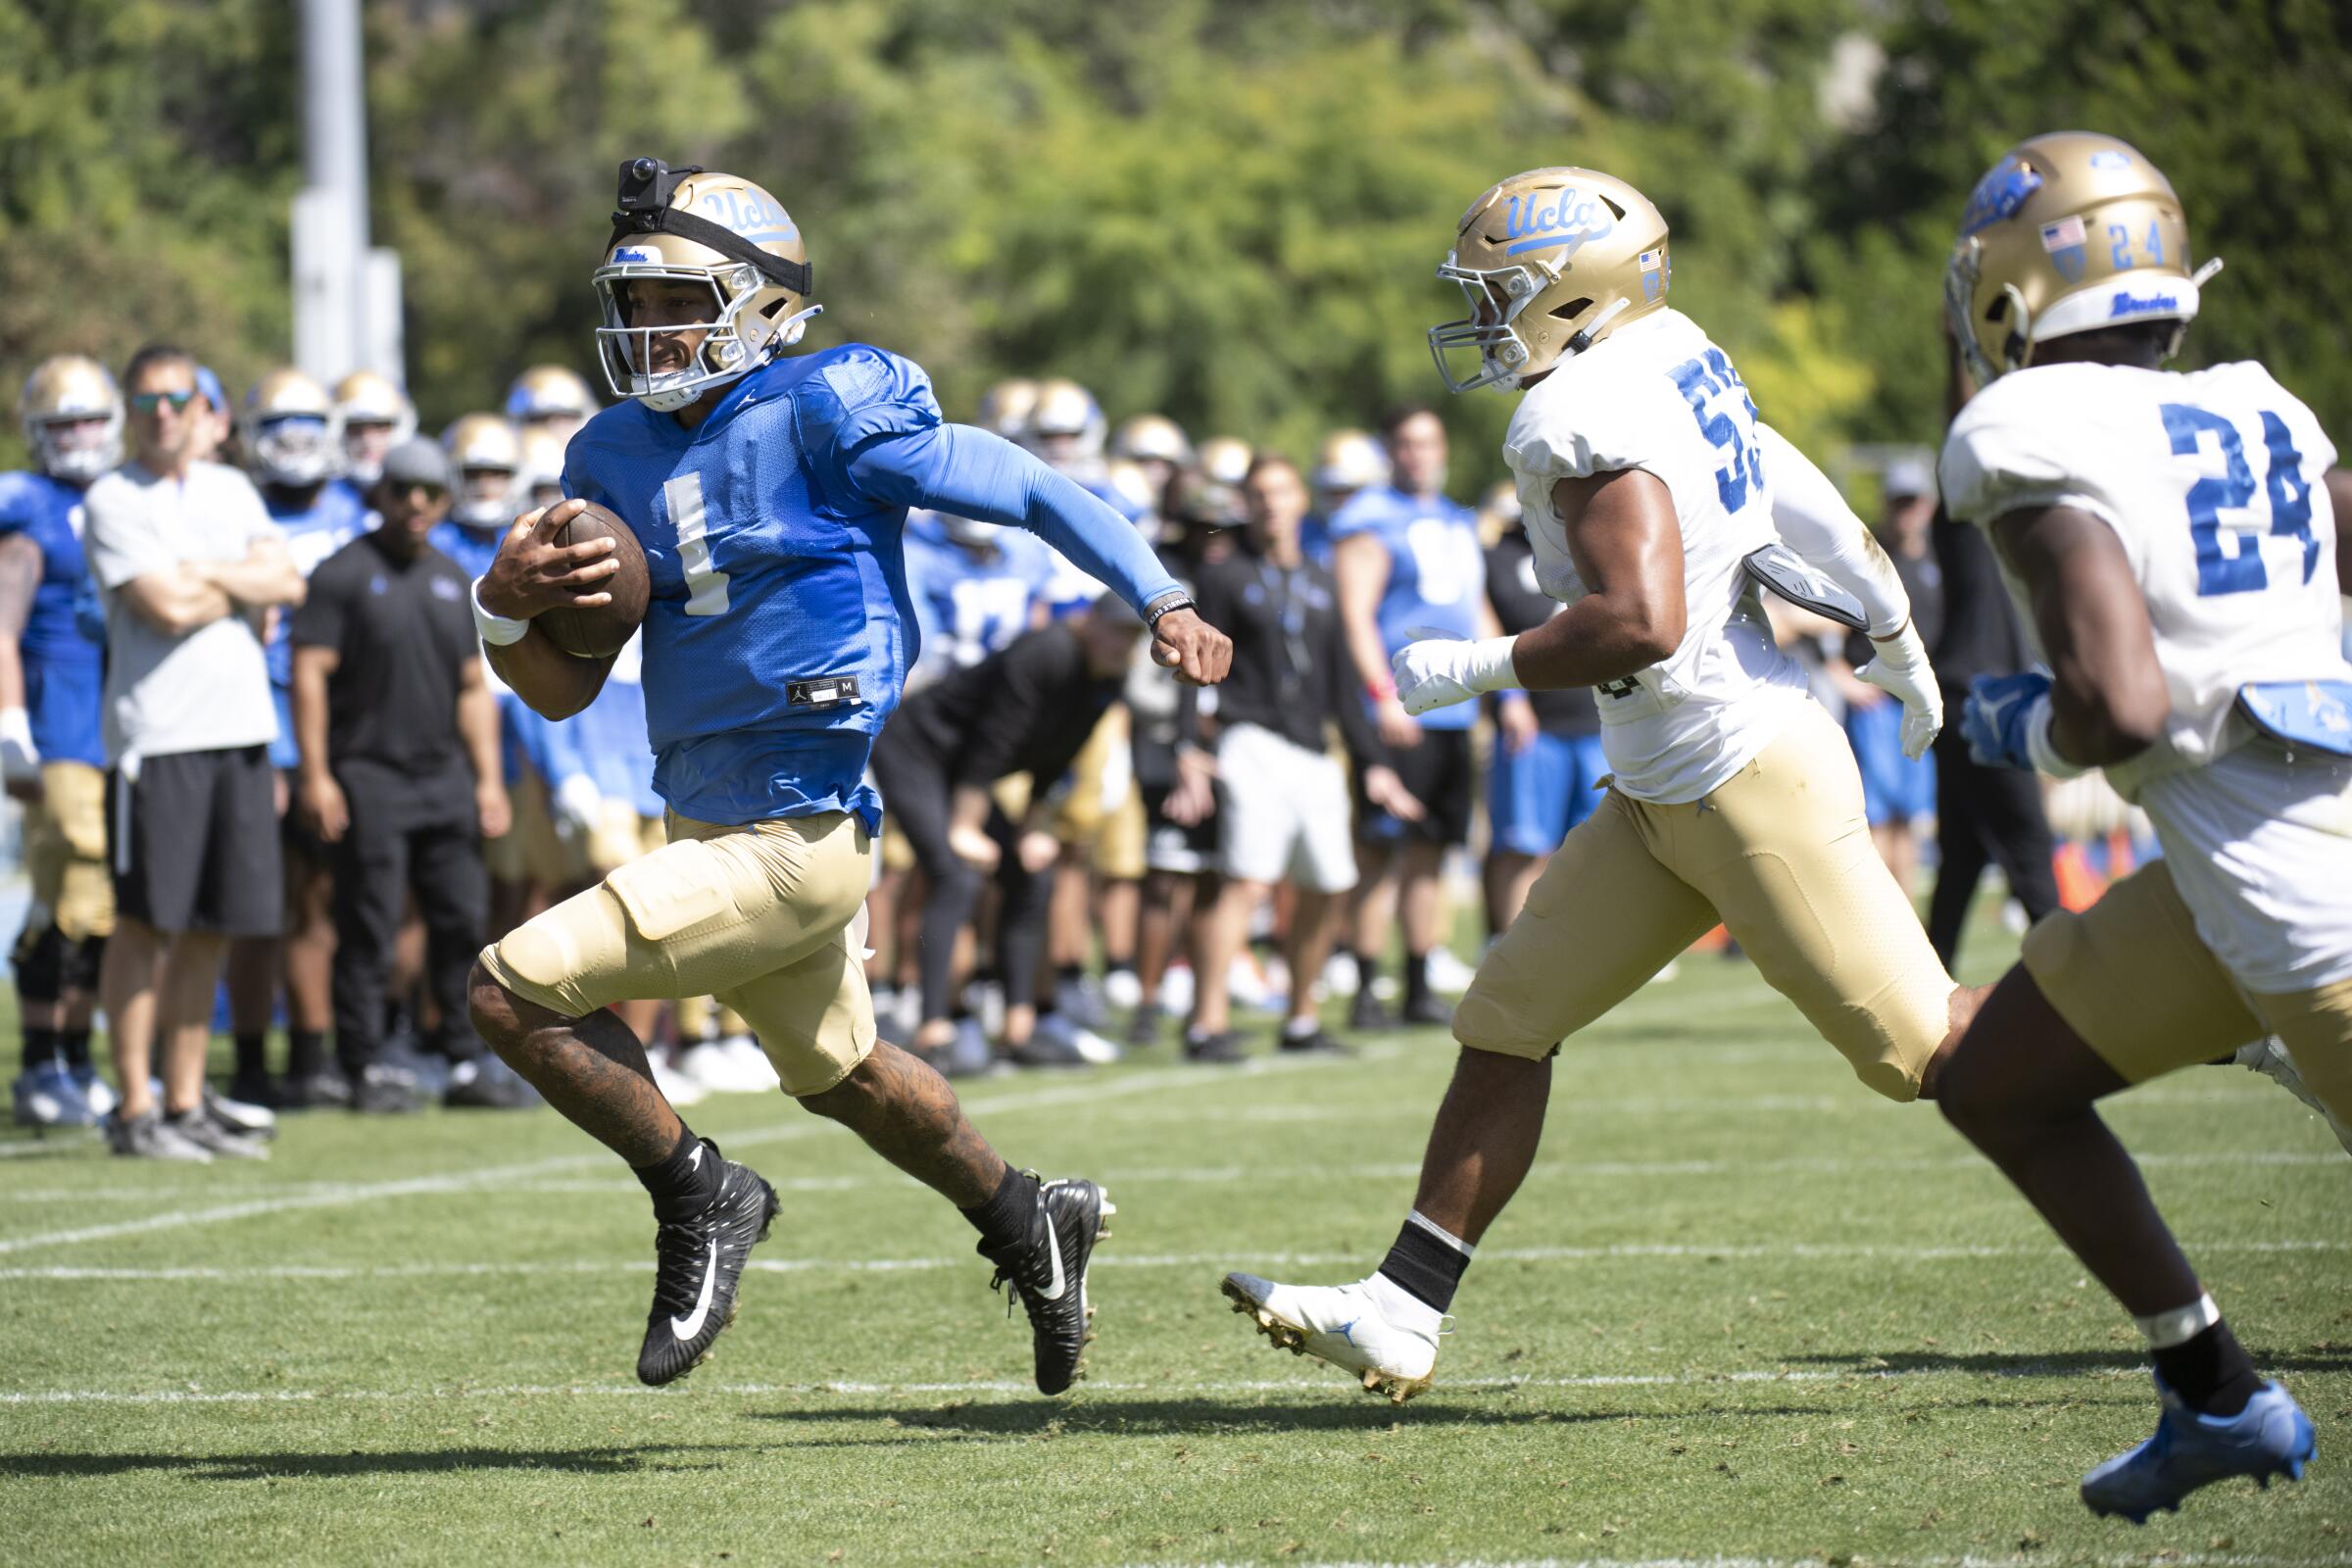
[537,501,650,659]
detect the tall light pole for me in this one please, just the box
[293,0,403,388]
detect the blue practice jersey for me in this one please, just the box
[262,482,369,767]
[0,470,105,766]
[1299,512,1336,569]
[428,519,505,584]
[556,633,662,819]
[563,343,1179,830]
[903,512,1056,684]
[1326,485,1487,731]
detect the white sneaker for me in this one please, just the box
[2235,1037,2352,1155]
[1321,953,1358,997]
[1102,967,1142,1011]
[1159,963,1195,1017]
[1221,1270,1445,1403]
[651,1057,709,1108]
[679,1040,775,1095]
[1029,1010,1122,1065]
[1425,947,1478,997]
[718,1034,781,1091]
[1227,954,1277,1013]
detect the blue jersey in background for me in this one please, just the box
[0,470,105,767]
[263,481,368,767]
[903,512,1055,686]
[1325,484,1486,732]
[428,519,505,584]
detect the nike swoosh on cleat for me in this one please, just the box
[1038,1209,1067,1301]
[669,1240,719,1340]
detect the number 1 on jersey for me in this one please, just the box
[662,471,732,615]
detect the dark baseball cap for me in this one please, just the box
[376,436,452,492]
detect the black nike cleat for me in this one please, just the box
[980,1175,1115,1395]
[635,1143,780,1387]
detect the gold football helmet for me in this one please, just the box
[1026,378,1106,463]
[974,378,1039,441]
[1196,435,1252,488]
[1311,429,1390,500]
[240,368,341,488]
[506,364,601,430]
[1945,131,2221,384]
[1108,414,1193,469]
[514,425,568,510]
[1429,167,1672,393]
[594,157,818,413]
[441,414,522,528]
[332,370,416,485]
[19,355,122,483]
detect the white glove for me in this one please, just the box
[551,772,603,836]
[1392,632,1521,717]
[0,707,39,782]
[1855,621,1943,760]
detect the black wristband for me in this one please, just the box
[1145,591,1195,630]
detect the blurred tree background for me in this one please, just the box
[0,0,2346,487]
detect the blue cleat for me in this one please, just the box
[2082,1375,2316,1523]
[13,1060,95,1128]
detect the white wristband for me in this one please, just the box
[471,581,529,648]
[2024,695,2089,780]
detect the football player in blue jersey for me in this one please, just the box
[431,415,524,582]
[902,510,1055,690]
[465,158,1229,1394]
[1329,405,1514,1028]
[226,368,370,1109]
[2,356,121,1128]
[331,370,416,492]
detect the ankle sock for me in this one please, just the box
[2143,1298,2261,1416]
[22,1025,59,1074]
[1403,952,1433,1010]
[961,1164,1041,1254]
[59,1027,91,1070]
[1377,1209,1475,1314]
[232,1032,268,1079]
[634,1124,722,1222]
[288,1029,327,1079]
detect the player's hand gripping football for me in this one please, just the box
[1150,607,1232,686]
[1853,620,1943,760]
[478,498,622,621]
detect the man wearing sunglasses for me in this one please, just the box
[83,344,305,1161]
[292,438,523,1114]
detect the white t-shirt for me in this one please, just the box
[1941,359,2352,993]
[1501,308,1809,803]
[84,460,283,763]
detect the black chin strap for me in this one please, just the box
[606,157,811,297]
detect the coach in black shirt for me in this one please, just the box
[872,599,1146,1070]
[291,438,523,1110]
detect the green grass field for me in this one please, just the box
[3,942,2348,1567]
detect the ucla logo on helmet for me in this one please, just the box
[695,187,796,246]
[1502,189,1614,258]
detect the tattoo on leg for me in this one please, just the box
[467,962,679,1165]
[799,1039,1006,1207]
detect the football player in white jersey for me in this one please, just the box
[1932,131,2339,1521]
[1221,166,1977,1400]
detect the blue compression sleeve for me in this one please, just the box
[849,423,1181,614]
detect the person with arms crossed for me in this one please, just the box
[85,344,306,1160]
[1223,166,1967,1400]
[465,159,1229,1393]
[2,356,121,1128]
[1932,131,2346,1520]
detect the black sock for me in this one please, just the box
[1104,961,1135,983]
[22,1025,59,1074]
[633,1125,722,1222]
[2153,1319,2263,1417]
[1404,951,1433,1009]
[1348,949,1375,993]
[1056,961,1084,987]
[1378,1216,1472,1313]
[288,1029,327,1079]
[233,1032,268,1078]
[58,1027,90,1070]
[961,1165,1041,1254]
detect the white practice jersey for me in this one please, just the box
[1502,307,1808,803]
[1942,359,2352,993]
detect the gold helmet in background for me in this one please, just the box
[1026,378,1107,462]
[594,157,818,413]
[974,378,1040,441]
[1196,435,1252,488]
[19,355,122,483]
[514,425,569,510]
[332,370,416,486]
[1311,428,1390,500]
[441,414,522,528]
[506,364,602,430]
[239,368,342,488]
[1108,414,1193,469]
[1429,167,1671,393]
[1945,130,2219,385]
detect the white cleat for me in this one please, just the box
[1221,1271,1443,1404]
[2235,1037,2352,1155]
[651,1057,709,1108]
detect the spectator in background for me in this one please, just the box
[1329,406,1499,1028]
[2,356,122,1129]
[330,370,417,491]
[189,366,233,466]
[1832,456,1942,898]
[87,343,304,1161]
[1302,428,1391,569]
[291,438,526,1111]
[1176,453,1412,1059]
[1480,478,1604,933]
[225,368,368,1110]
[1926,339,2059,966]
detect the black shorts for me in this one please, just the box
[1140,781,1218,876]
[1356,725,1475,847]
[109,745,284,937]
